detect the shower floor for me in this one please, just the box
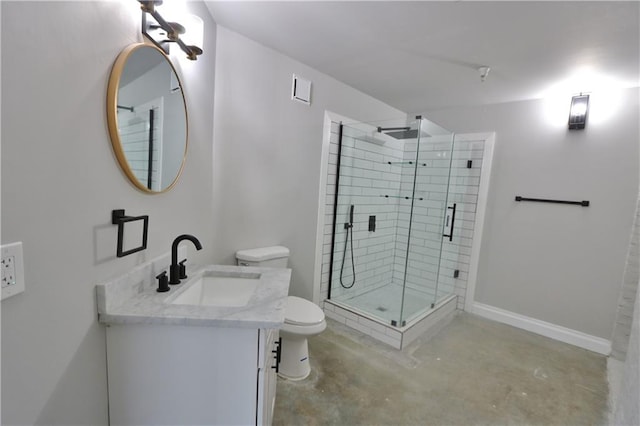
[338,284,433,325]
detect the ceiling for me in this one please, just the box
[205,1,640,113]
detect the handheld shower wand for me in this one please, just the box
[345,204,354,229]
[340,204,356,289]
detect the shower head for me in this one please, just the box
[354,132,388,145]
[377,127,430,140]
[383,129,425,139]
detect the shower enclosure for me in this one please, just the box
[327,116,457,328]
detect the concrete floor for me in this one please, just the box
[273,313,608,425]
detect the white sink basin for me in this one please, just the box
[170,271,261,307]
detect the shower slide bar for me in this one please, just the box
[380,195,424,200]
[515,196,590,207]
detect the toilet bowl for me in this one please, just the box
[279,296,326,380]
[236,246,326,381]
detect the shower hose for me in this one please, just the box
[340,206,356,289]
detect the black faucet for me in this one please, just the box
[169,234,203,285]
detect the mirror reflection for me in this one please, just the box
[107,43,188,193]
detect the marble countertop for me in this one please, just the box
[96,262,291,329]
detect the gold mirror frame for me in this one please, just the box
[106,43,188,194]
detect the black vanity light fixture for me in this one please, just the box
[568,93,589,130]
[139,0,204,61]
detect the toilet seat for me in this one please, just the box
[285,296,325,326]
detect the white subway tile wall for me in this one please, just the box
[321,121,487,326]
[323,301,403,349]
[118,106,162,191]
[324,123,406,303]
[438,139,485,311]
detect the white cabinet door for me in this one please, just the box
[106,324,259,426]
[257,328,279,426]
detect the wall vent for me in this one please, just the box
[291,74,311,105]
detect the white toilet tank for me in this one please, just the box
[235,246,290,268]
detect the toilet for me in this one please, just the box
[236,246,326,380]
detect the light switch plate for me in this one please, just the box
[2,242,25,301]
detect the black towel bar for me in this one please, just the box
[515,196,589,207]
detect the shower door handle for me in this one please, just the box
[443,203,457,241]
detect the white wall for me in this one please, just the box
[427,88,640,340]
[0,1,217,424]
[211,27,405,300]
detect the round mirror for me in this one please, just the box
[107,43,188,193]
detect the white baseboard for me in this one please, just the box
[470,302,612,355]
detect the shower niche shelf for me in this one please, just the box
[386,161,427,166]
[380,195,425,201]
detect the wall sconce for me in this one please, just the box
[568,94,589,130]
[139,1,203,61]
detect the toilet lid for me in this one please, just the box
[285,296,325,326]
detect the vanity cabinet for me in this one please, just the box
[105,323,280,426]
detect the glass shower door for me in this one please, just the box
[329,122,406,324]
[328,117,456,327]
[399,118,455,325]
